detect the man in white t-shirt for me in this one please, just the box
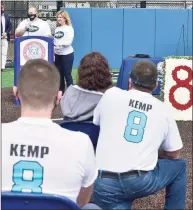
[2,59,99,209]
[93,60,187,209]
[15,6,51,37]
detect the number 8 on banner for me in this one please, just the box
[169,65,192,111]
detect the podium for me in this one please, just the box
[117,56,163,95]
[14,36,54,105]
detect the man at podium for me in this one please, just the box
[15,6,51,38]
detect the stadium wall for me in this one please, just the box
[61,8,192,69]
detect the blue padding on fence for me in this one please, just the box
[187,9,192,56]
[92,8,123,68]
[61,8,92,67]
[59,8,192,68]
[155,9,189,57]
[123,9,156,58]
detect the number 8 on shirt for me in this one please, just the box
[124,111,147,143]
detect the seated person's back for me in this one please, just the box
[93,60,186,210]
[2,59,98,208]
[95,86,174,171]
[3,120,96,201]
[60,52,113,122]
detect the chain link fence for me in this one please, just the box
[2,0,192,67]
[62,1,192,8]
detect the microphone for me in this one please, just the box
[27,18,31,36]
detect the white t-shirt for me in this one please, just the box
[93,87,183,173]
[54,25,74,55]
[16,18,51,37]
[2,117,97,203]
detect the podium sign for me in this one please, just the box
[14,36,54,104]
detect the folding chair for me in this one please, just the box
[59,120,100,151]
[2,191,81,210]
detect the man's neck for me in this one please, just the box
[130,87,152,94]
[21,108,52,119]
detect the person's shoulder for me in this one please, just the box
[104,86,126,97]
[56,124,91,146]
[65,25,74,31]
[39,19,50,25]
[2,121,17,128]
[66,25,73,28]
[2,121,18,135]
[61,126,90,140]
[67,84,77,91]
[22,19,28,22]
[143,94,172,119]
[18,19,27,25]
[73,85,103,96]
[39,18,46,22]
[145,93,167,109]
[62,85,77,98]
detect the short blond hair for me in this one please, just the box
[56,10,72,26]
[18,59,60,109]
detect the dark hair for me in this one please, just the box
[18,59,60,109]
[131,60,158,91]
[77,52,113,92]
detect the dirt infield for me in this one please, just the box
[1,87,192,209]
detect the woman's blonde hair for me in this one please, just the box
[56,10,72,26]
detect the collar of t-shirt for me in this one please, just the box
[17,117,53,125]
[129,89,152,96]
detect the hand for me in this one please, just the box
[25,23,30,31]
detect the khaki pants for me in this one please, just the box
[1,38,8,69]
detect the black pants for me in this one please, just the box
[55,52,74,93]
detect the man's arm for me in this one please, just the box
[15,27,27,38]
[15,20,29,38]
[158,149,181,159]
[76,135,98,208]
[77,184,94,208]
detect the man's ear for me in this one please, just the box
[56,90,63,105]
[128,78,132,90]
[153,81,158,91]
[13,86,19,99]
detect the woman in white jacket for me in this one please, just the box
[54,10,74,93]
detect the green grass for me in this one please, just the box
[1,68,119,88]
[1,68,14,88]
